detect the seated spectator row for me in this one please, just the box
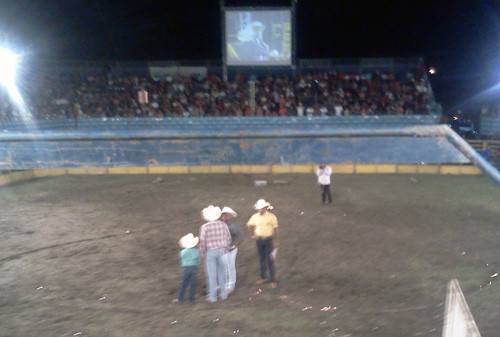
[0,70,439,120]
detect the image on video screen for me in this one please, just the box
[225,10,292,66]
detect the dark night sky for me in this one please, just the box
[1,0,500,111]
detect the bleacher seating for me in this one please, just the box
[1,69,438,121]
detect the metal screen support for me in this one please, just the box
[220,0,228,82]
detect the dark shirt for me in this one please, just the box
[225,219,244,246]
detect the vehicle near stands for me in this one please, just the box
[449,114,479,139]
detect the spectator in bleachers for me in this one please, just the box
[0,69,437,120]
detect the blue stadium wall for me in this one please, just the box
[0,116,475,170]
[0,135,470,170]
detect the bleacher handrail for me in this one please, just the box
[0,115,442,133]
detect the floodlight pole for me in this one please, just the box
[291,0,298,77]
[220,0,228,82]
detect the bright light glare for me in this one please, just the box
[0,45,32,121]
[0,46,19,88]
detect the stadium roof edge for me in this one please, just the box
[29,57,424,68]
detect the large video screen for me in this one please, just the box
[225,9,292,66]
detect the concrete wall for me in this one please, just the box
[0,135,469,170]
[1,119,488,187]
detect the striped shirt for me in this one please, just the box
[199,220,231,259]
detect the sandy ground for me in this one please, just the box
[1,173,499,337]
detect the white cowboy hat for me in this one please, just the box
[221,206,237,217]
[179,233,199,249]
[237,21,266,42]
[201,205,222,221]
[254,199,271,210]
[250,21,265,30]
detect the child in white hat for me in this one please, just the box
[175,233,201,303]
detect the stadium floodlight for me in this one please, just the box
[0,46,19,89]
[0,45,32,120]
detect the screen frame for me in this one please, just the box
[223,6,294,68]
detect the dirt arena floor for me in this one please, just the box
[1,173,499,337]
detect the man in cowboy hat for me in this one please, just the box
[235,21,271,62]
[221,206,244,294]
[199,205,232,302]
[175,233,200,303]
[246,199,279,289]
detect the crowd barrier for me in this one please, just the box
[467,139,500,151]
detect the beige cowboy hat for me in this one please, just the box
[254,199,272,210]
[221,206,237,217]
[201,205,222,221]
[179,233,199,249]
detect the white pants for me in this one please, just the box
[222,247,238,291]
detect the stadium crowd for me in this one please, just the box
[1,70,438,120]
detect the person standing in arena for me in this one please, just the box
[174,233,200,304]
[316,164,333,204]
[221,207,244,294]
[246,199,279,289]
[199,205,232,302]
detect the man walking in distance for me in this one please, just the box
[221,207,244,294]
[316,164,333,204]
[246,199,279,289]
[199,205,232,302]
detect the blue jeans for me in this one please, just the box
[205,247,227,302]
[257,238,275,282]
[178,265,197,303]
